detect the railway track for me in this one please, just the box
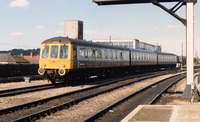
[0,70,179,121]
[0,75,44,83]
[82,73,187,122]
[0,83,69,97]
[0,70,179,97]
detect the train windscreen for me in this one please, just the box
[51,45,58,59]
[60,45,68,59]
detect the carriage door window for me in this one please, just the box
[42,45,49,59]
[120,52,123,60]
[60,45,68,59]
[92,49,96,59]
[51,45,58,59]
[74,48,77,59]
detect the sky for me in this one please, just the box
[0,0,200,56]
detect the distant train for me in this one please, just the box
[38,37,177,84]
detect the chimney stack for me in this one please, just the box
[20,53,23,57]
[30,52,34,57]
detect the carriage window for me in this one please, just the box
[115,51,117,59]
[88,48,92,57]
[92,49,96,59]
[85,49,88,58]
[110,50,113,59]
[120,52,123,60]
[97,49,102,59]
[104,50,108,59]
[50,45,58,59]
[79,48,88,58]
[42,45,49,59]
[80,48,85,56]
[60,45,68,59]
[135,53,137,59]
[131,52,134,59]
[112,50,115,59]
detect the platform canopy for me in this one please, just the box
[93,0,180,5]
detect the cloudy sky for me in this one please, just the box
[0,0,200,56]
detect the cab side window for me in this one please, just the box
[42,45,49,59]
[60,45,68,59]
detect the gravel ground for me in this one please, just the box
[37,73,178,122]
[0,72,191,122]
[0,79,50,91]
[0,80,95,109]
[156,73,200,105]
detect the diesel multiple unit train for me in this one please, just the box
[38,37,177,84]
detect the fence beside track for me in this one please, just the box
[0,64,39,77]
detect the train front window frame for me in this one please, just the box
[42,45,49,59]
[50,45,58,59]
[60,45,69,59]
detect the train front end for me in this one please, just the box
[38,39,73,84]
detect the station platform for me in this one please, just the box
[121,105,200,122]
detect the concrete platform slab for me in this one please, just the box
[121,105,200,122]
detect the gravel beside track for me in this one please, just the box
[0,81,94,109]
[0,70,177,110]
[0,71,180,121]
[37,73,179,122]
[0,80,50,91]
[155,73,200,105]
[0,70,184,122]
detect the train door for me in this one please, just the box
[73,46,77,68]
[129,51,132,66]
[120,51,123,66]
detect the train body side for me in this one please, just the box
[73,44,130,69]
[129,49,157,66]
[157,52,177,69]
[38,37,177,84]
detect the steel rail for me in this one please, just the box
[82,73,185,122]
[0,72,160,114]
[0,83,68,97]
[149,73,199,104]
[0,75,44,83]
[148,75,185,104]
[0,72,146,97]
[0,70,176,121]
[0,70,174,97]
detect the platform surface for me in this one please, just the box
[121,105,200,122]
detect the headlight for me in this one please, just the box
[58,68,66,76]
[38,68,45,75]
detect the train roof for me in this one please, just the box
[157,52,176,56]
[42,37,129,50]
[129,48,157,54]
[42,37,177,56]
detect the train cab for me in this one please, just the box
[38,38,73,83]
